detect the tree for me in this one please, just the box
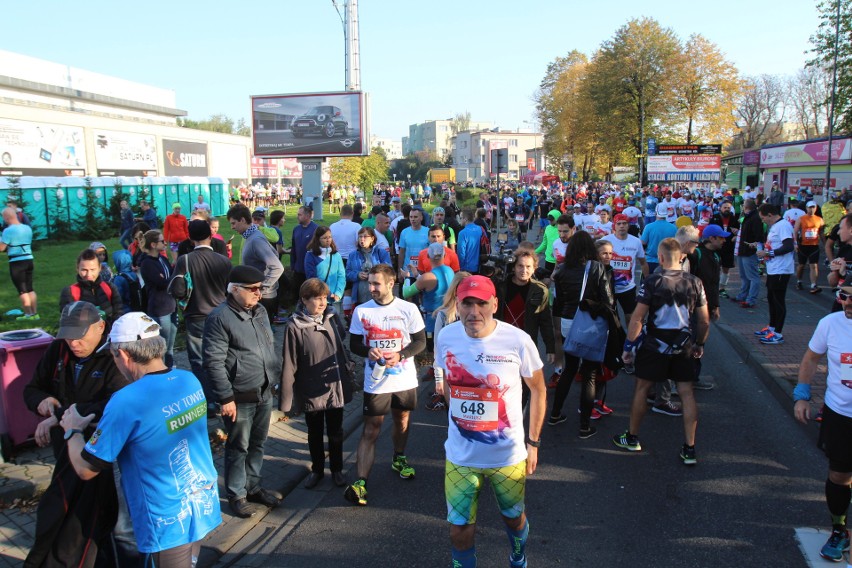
[359,147,390,189]
[328,157,363,188]
[674,34,740,143]
[790,66,832,138]
[808,0,852,133]
[178,114,251,137]
[734,75,788,149]
[588,18,684,181]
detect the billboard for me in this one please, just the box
[656,144,722,155]
[251,91,368,158]
[760,138,852,167]
[647,155,721,182]
[163,139,208,176]
[94,130,157,176]
[0,118,87,176]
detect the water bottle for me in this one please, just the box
[371,358,386,381]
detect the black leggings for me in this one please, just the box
[766,274,790,333]
[550,353,598,428]
[304,408,344,474]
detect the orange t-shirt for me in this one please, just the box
[799,215,824,246]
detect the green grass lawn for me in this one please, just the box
[0,201,401,335]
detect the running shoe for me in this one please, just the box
[612,431,641,452]
[578,426,597,439]
[623,363,635,375]
[547,370,561,389]
[740,301,756,308]
[547,414,568,426]
[754,326,772,337]
[509,554,527,568]
[810,286,822,294]
[16,313,39,321]
[679,444,697,466]
[652,400,683,417]
[693,379,715,391]
[391,455,416,479]
[795,281,804,290]
[819,528,850,562]
[719,289,729,299]
[595,401,613,415]
[425,392,447,411]
[576,407,602,420]
[759,332,784,345]
[344,479,368,506]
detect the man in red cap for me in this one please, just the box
[435,275,546,568]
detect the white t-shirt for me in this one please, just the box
[656,200,677,223]
[601,233,645,293]
[552,238,569,265]
[436,321,543,468]
[765,219,795,275]
[783,208,805,229]
[807,312,852,418]
[581,213,600,233]
[623,206,642,224]
[593,221,613,238]
[350,298,425,394]
[330,218,362,259]
[375,232,392,256]
[678,199,696,218]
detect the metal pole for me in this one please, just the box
[639,98,645,187]
[824,0,841,201]
[339,0,361,91]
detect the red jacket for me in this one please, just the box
[163,213,189,243]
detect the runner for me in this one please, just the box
[346,264,426,506]
[601,214,648,324]
[435,275,546,568]
[794,284,852,561]
[794,200,825,294]
[755,203,796,345]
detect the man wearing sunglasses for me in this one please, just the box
[203,265,282,518]
[795,283,852,561]
[828,214,852,314]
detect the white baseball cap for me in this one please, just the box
[97,312,161,352]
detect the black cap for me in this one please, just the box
[188,219,212,241]
[229,265,265,285]
[56,302,103,340]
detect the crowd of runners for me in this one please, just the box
[5,176,852,566]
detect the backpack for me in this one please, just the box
[116,273,144,312]
[70,281,112,302]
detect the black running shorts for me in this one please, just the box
[797,245,820,265]
[634,348,697,384]
[818,404,852,473]
[363,388,417,416]
[9,260,33,294]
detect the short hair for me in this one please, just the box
[353,203,364,217]
[758,203,781,217]
[341,204,354,217]
[401,204,412,217]
[227,204,251,223]
[742,198,757,212]
[428,224,444,235]
[516,241,536,254]
[269,210,285,226]
[409,208,423,219]
[298,205,314,217]
[556,214,575,227]
[657,237,682,262]
[475,208,487,220]
[595,239,613,251]
[110,335,166,365]
[77,248,99,265]
[674,225,699,247]
[132,222,150,237]
[369,263,396,284]
[191,209,210,221]
[840,213,852,230]
[300,277,330,300]
[143,230,162,250]
[461,208,475,222]
[513,248,539,268]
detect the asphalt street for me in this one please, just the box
[218,320,826,567]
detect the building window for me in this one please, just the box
[461,141,467,149]
[510,139,518,147]
[510,154,518,163]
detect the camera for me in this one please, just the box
[481,232,515,282]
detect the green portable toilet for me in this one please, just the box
[208,177,228,217]
[61,176,89,230]
[119,176,142,206]
[0,176,49,240]
[144,176,167,215]
[194,177,209,214]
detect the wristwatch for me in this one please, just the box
[525,437,541,448]
[64,429,84,441]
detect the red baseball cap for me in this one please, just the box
[613,214,629,224]
[457,275,496,302]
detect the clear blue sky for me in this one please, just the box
[2,0,821,142]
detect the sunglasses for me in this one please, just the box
[837,290,852,302]
[239,285,263,293]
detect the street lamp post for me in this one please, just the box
[393,173,396,183]
[824,0,842,200]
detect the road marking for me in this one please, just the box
[795,527,850,566]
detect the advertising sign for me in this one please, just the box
[760,138,852,167]
[647,138,657,155]
[251,91,368,158]
[163,139,208,176]
[0,118,87,176]
[251,157,277,178]
[742,150,760,166]
[94,130,157,176]
[656,144,722,155]
[647,155,721,182]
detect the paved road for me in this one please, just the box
[217,323,826,567]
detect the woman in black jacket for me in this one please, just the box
[139,230,177,367]
[549,231,616,438]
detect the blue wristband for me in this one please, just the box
[793,383,811,402]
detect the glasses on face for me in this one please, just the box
[690,240,700,245]
[239,285,263,293]
[837,290,852,302]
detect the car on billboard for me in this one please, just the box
[291,106,349,138]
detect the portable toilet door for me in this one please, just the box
[118,176,142,207]
[208,177,229,217]
[0,176,49,240]
[193,177,209,214]
[61,176,89,233]
[144,176,168,216]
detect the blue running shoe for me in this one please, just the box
[754,326,772,337]
[820,528,850,562]
[759,332,784,345]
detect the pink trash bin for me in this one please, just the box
[0,329,54,456]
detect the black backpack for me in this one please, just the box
[116,273,145,312]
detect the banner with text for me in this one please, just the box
[0,118,87,176]
[647,155,721,182]
[94,130,157,176]
[163,139,208,176]
[760,138,852,167]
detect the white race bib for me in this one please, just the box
[368,328,403,353]
[449,386,499,432]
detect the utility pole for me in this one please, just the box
[824,0,841,200]
[341,0,361,91]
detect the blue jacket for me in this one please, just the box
[291,221,318,274]
[305,251,346,300]
[457,223,483,272]
[346,247,392,304]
